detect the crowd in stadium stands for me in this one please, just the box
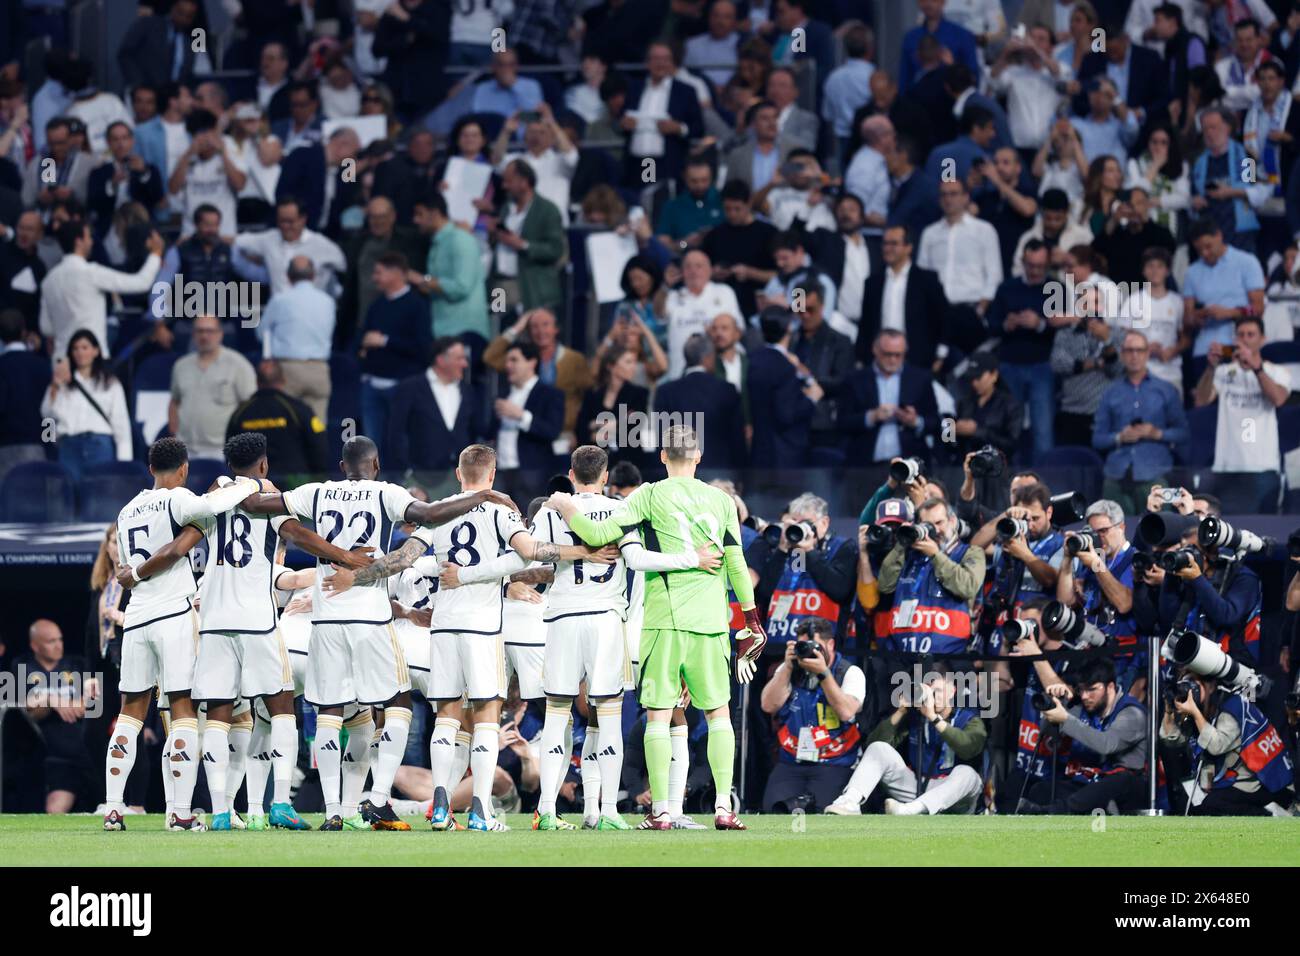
[2,0,1300,820]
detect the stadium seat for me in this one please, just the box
[77,461,150,522]
[1278,404,1300,455]
[1044,446,1104,471]
[1184,404,1218,467]
[0,461,76,522]
[186,457,226,493]
[1262,341,1300,386]
[132,351,179,392]
[328,351,362,427]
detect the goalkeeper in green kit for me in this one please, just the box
[546,424,766,830]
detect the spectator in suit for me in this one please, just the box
[490,159,566,312]
[886,136,941,237]
[387,337,485,473]
[485,307,592,441]
[275,126,361,238]
[359,251,432,460]
[855,224,948,372]
[131,83,191,187]
[788,284,854,450]
[804,193,880,326]
[655,334,747,469]
[257,256,336,421]
[837,329,938,467]
[87,122,164,236]
[748,308,818,465]
[708,311,750,428]
[765,67,819,148]
[22,118,92,211]
[766,0,837,71]
[0,211,46,328]
[116,0,200,90]
[1073,21,1169,125]
[493,340,565,473]
[373,0,453,122]
[0,308,51,480]
[944,63,1014,152]
[577,345,654,469]
[372,128,439,227]
[225,360,329,481]
[723,100,789,193]
[271,82,324,156]
[618,42,704,189]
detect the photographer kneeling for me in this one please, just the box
[824,666,987,815]
[878,497,986,655]
[759,619,866,812]
[1159,672,1295,815]
[748,493,858,648]
[1017,657,1148,815]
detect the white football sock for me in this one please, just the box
[245,718,272,815]
[452,730,472,792]
[169,717,201,817]
[160,711,174,817]
[225,719,253,807]
[370,707,411,803]
[537,700,570,816]
[581,725,601,821]
[340,713,374,816]
[428,716,459,802]
[469,722,499,819]
[595,701,624,818]
[667,724,689,817]
[201,720,231,816]
[103,713,143,814]
[314,714,344,819]
[269,713,298,806]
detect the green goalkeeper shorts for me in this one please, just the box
[638,628,731,712]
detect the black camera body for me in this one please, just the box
[1132,551,1156,576]
[969,445,1004,478]
[866,523,896,551]
[1158,547,1199,573]
[1030,691,1065,713]
[1163,677,1202,713]
[793,639,822,660]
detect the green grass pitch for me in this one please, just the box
[2,814,1297,866]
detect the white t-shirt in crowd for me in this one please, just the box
[1212,360,1292,472]
[1117,288,1184,390]
[177,152,239,239]
[664,281,741,380]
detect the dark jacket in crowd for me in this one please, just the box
[276,144,360,238]
[747,345,815,466]
[655,370,747,470]
[494,379,565,471]
[386,374,484,472]
[0,344,51,446]
[836,363,939,467]
[225,387,329,477]
[855,262,948,369]
[87,160,165,236]
[360,288,433,381]
[949,384,1023,463]
[789,319,855,438]
[373,0,453,117]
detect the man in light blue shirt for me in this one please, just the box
[683,0,742,89]
[470,50,543,135]
[1070,77,1138,164]
[257,256,336,419]
[822,25,875,163]
[31,52,74,154]
[1181,218,1266,357]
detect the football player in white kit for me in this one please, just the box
[102,438,263,832]
[324,444,602,831]
[240,435,516,830]
[440,445,721,831]
[118,434,377,831]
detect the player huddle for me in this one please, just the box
[101,425,766,833]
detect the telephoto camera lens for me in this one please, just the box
[1168,628,1266,696]
[1065,529,1102,556]
[762,523,783,548]
[969,445,1004,478]
[785,521,814,545]
[1049,491,1088,527]
[996,516,1029,540]
[1004,618,1039,644]
[1198,515,1266,554]
[1158,547,1198,573]
[1043,600,1107,648]
[889,457,923,485]
[896,522,935,547]
[1132,551,1155,576]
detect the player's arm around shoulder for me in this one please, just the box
[119,523,206,588]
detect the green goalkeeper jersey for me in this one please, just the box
[567,476,755,635]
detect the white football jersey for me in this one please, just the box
[503,580,548,647]
[531,493,635,622]
[282,479,416,624]
[117,486,221,628]
[191,507,291,634]
[411,493,527,635]
[391,555,440,613]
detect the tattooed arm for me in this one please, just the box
[511,566,555,585]
[321,535,425,595]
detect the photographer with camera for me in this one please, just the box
[878,497,986,656]
[1017,657,1149,815]
[857,455,949,529]
[1056,500,1142,693]
[747,493,857,648]
[957,462,1043,536]
[824,666,987,816]
[971,482,1065,646]
[1159,672,1295,815]
[995,598,1077,812]
[759,618,867,813]
[1049,284,1123,449]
